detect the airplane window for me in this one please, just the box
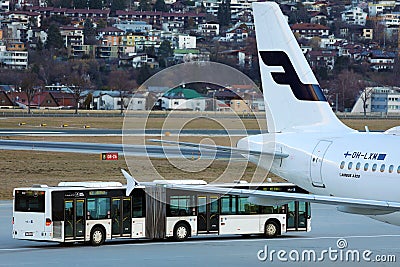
[397,166,400,174]
[389,165,394,173]
[356,162,361,171]
[348,162,353,170]
[372,164,377,172]
[364,163,369,171]
[340,161,345,169]
[380,164,385,172]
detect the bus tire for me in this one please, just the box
[265,221,279,238]
[90,226,105,246]
[173,223,189,241]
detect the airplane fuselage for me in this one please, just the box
[239,131,400,225]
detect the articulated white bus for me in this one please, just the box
[12,181,311,246]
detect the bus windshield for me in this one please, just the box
[14,190,45,213]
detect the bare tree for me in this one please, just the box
[107,70,135,114]
[19,72,41,114]
[332,69,364,111]
[359,86,374,117]
[63,71,91,114]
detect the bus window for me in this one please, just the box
[260,206,275,214]
[238,197,258,214]
[132,195,144,218]
[221,196,236,215]
[87,198,110,220]
[15,191,45,213]
[168,196,193,216]
[297,202,307,228]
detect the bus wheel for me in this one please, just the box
[174,223,189,241]
[90,227,105,246]
[265,221,279,238]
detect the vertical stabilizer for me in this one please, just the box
[253,2,351,133]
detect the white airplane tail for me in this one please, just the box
[253,2,352,133]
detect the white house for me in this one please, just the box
[1,0,10,12]
[159,87,206,111]
[129,92,147,110]
[162,21,184,33]
[178,35,196,49]
[93,91,125,110]
[198,22,220,37]
[341,7,368,26]
[60,26,84,47]
[0,44,28,69]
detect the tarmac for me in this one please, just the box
[1,202,399,267]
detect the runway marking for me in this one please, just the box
[0,248,40,252]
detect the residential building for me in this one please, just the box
[366,50,396,71]
[70,45,96,58]
[0,43,28,69]
[225,26,249,42]
[115,11,206,27]
[122,33,146,47]
[96,45,124,59]
[341,7,367,26]
[363,28,373,40]
[229,99,251,113]
[159,87,206,111]
[198,22,220,37]
[1,0,10,12]
[310,11,328,24]
[97,27,124,46]
[8,91,76,109]
[129,92,150,110]
[306,50,336,70]
[60,26,84,47]
[114,21,152,34]
[368,1,396,17]
[173,49,209,63]
[6,11,41,27]
[93,91,127,110]
[162,21,185,33]
[119,53,159,69]
[28,7,110,20]
[291,23,330,39]
[178,35,196,49]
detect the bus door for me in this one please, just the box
[64,199,85,240]
[111,197,131,237]
[286,201,308,231]
[197,195,219,233]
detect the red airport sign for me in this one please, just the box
[101,152,118,161]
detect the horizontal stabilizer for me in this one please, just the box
[148,139,289,159]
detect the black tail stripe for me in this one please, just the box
[260,51,326,102]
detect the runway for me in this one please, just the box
[0,202,399,266]
[0,128,263,136]
[0,140,239,159]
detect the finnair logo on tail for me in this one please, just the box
[259,51,326,102]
